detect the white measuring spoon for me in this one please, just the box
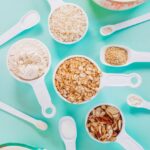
[100,12,150,36]
[0,10,40,46]
[100,44,150,67]
[127,94,150,110]
[59,116,77,150]
[7,38,56,118]
[54,55,142,104]
[86,104,144,150]
[0,101,48,131]
[47,0,88,44]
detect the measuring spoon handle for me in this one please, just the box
[101,73,142,88]
[115,13,150,31]
[65,141,76,150]
[133,51,150,62]
[117,130,144,150]
[0,22,22,46]
[32,77,56,118]
[142,101,150,110]
[47,0,64,11]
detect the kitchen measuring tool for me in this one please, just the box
[127,94,150,110]
[100,12,150,36]
[0,10,40,46]
[86,104,144,150]
[54,55,142,104]
[47,0,88,44]
[59,116,77,150]
[7,38,56,118]
[100,44,150,67]
[0,101,48,131]
[112,0,138,2]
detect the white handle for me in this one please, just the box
[142,101,150,110]
[0,23,22,46]
[101,73,142,88]
[32,78,56,118]
[65,141,76,150]
[0,101,44,129]
[115,13,150,31]
[133,51,150,62]
[117,130,144,150]
[48,0,64,11]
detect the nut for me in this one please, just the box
[55,56,101,104]
[87,105,123,142]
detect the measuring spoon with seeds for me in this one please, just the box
[100,44,150,67]
[47,0,88,44]
[86,104,144,150]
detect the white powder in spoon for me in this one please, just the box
[128,95,143,106]
[8,39,49,81]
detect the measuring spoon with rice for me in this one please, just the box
[127,94,150,110]
[100,45,150,67]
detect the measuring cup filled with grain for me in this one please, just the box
[47,0,88,44]
[86,104,144,150]
[54,55,142,104]
[7,38,56,118]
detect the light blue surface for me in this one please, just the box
[0,0,150,150]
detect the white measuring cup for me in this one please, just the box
[127,94,150,110]
[100,44,150,67]
[0,10,40,46]
[0,101,48,131]
[100,12,150,36]
[59,116,77,150]
[7,38,56,118]
[86,104,144,150]
[53,55,142,104]
[47,0,88,44]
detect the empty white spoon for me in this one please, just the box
[127,94,150,110]
[0,10,40,46]
[0,101,48,131]
[59,116,77,150]
[100,12,150,36]
[100,44,150,67]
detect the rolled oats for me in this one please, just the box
[87,105,123,142]
[55,56,101,104]
[49,4,88,43]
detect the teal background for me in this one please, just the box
[0,0,150,150]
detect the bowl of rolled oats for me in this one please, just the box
[54,56,101,104]
[86,104,144,149]
[48,3,88,44]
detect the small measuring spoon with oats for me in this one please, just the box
[100,44,150,67]
[127,94,150,110]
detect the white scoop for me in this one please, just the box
[59,116,77,150]
[100,12,150,36]
[0,101,48,131]
[127,94,150,110]
[0,10,40,46]
[86,104,144,150]
[100,44,150,67]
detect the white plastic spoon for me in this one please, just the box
[0,101,48,131]
[100,44,150,67]
[0,10,40,46]
[100,12,150,36]
[59,116,77,150]
[127,94,150,110]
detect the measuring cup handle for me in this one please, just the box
[101,73,142,88]
[47,0,64,10]
[117,130,144,150]
[133,51,150,62]
[65,141,76,150]
[32,77,56,118]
